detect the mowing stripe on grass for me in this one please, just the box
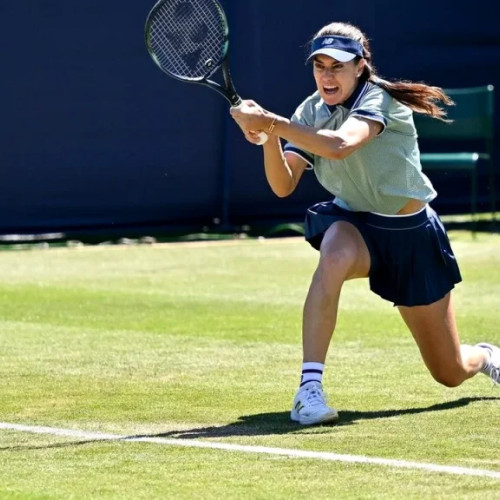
[1,421,499,480]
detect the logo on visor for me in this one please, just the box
[322,38,335,45]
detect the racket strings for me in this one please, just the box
[148,0,227,79]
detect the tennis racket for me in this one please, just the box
[145,0,268,145]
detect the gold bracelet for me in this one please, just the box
[267,117,278,134]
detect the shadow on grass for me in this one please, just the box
[146,396,499,438]
[2,396,498,451]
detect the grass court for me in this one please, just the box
[0,231,498,498]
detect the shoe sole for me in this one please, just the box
[290,409,339,426]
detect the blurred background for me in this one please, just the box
[0,1,498,242]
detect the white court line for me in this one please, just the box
[1,421,499,480]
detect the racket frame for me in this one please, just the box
[144,0,240,106]
[145,0,266,141]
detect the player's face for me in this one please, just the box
[313,55,365,106]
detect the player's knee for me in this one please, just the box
[429,366,465,388]
[318,224,369,280]
[318,248,356,281]
[320,241,358,275]
[321,247,355,269]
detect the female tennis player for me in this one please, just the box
[230,22,500,425]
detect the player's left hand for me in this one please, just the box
[231,99,270,133]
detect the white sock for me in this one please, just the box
[300,362,324,387]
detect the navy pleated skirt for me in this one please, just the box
[305,201,462,307]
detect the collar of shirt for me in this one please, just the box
[326,80,368,113]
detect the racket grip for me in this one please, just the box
[232,102,269,146]
[256,131,269,145]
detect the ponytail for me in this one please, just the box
[314,22,453,121]
[367,72,453,122]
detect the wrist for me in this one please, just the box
[267,114,287,135]
[267,116,278,134]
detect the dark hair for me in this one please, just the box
[313,22,453,121]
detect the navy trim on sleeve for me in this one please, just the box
[283,145,314,167]
[350,109,387,131]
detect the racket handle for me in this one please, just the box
[255,131,269,145]
[232,102,269,146]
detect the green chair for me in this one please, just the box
[413,85,495,228]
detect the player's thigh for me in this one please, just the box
[398,293,463,379]
[319,221,371,280]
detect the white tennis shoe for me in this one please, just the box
[290,381,338,425]
[477,343,500,385]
